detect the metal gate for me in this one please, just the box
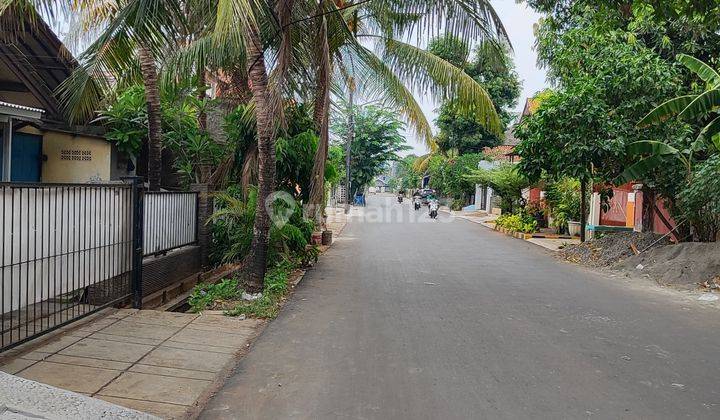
[0,182,136,351]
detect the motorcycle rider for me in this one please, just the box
[428,199,439,219]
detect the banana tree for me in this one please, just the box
[638,54,720,151]
[620,54,720,183]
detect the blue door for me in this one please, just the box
[10,132,42,182]
[0,133,42,182]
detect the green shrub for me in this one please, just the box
[544,177,586,233]
[677,155,720,241]
[451,199,465,211]
[495,213,538,233]
[209,185,316,266]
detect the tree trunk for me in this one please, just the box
[580,178,587,242]
[243,24,277,293]
[306,11,330,225]
[138,46,162,191]
[344,81,354,213]
[641,185,655,233]
[198,69,207,130]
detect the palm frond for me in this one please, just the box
[697,115,720,149]
[615,155,667,184]
[348,44,433,146]
[363,35,501,137]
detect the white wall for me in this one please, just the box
[1,185,133,312]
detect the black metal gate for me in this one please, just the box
[0,182,137,351]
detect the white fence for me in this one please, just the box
[143,192,197,256]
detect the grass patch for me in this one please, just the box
[188,261,294,319]
[188,278,242,312]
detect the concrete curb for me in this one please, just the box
[0,372,158,420]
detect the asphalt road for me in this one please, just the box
[200,195,720,419]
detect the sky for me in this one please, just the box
[402,1,548,156]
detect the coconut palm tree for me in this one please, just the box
[304,0,510,224]
[54,0,190,191]
[54,0,510,288]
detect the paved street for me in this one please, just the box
[201,195,720,419]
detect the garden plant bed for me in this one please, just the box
[493,224,574,240]
[189,267,307,318]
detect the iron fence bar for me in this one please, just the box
[129,177,144,309]
[1,183,135,352]
[0,292,132,353]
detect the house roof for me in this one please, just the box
[521,97,541,118]
[503,127,519,146]
[0,9,77,122]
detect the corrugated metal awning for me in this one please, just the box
[0,101,44,121]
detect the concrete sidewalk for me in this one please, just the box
[450,211,580,252]
[1,309,263,419]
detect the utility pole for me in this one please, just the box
[345,78,354,214]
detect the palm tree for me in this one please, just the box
[304,0,510,224]
[242,23,278,292]
[55,0,190,191]
[137,46,163,190]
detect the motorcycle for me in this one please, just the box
[428,201,439,219]
[413,199,421,210]
[397,195,403,204]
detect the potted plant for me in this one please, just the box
[546,178,582,236]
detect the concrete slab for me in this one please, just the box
[122,311,197,328]
[46,354,132,371]
[527,237,581,252]
[130,364,216,381]
[139,346,233,373]
[98,320,183,341]
[0,372,157,420]
[16,351,51,361]
[91,332,164,346]
[0,358,36,375]
[17,361,119,394]
[169,327,252,349]
[98,372,209,406]
[189,315,263,331]
[159,340,238,354]
[30,334,84,354]
[95,396,188,420]
[0,307,262,419]
[59,337,153,363]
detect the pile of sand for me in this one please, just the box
[560,231,670,267]
[618,242,720,288]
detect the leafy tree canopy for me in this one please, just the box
[427,153,486,199]
[332,105,410,196]
[428,36,521,154]
[515,8,684,184]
